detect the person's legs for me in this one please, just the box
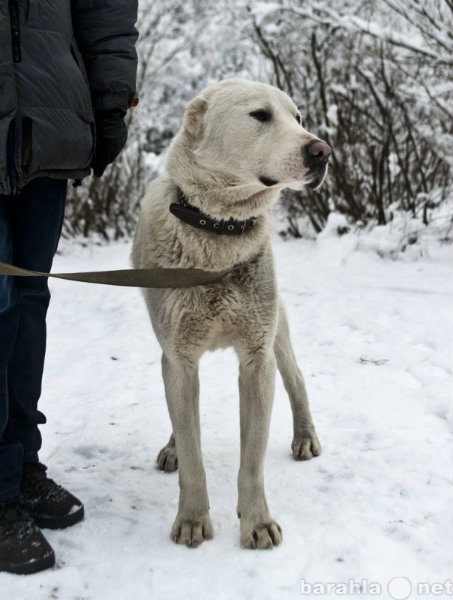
[5,178,67,463]
[0,195,22,503]
[0,177,76,575]
[0,177,66,501]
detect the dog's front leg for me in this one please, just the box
[161,353,213,547]
[237,352,282,549]
[274,302,322,460]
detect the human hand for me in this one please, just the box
[92,110,128,177]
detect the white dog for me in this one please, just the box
[132,79,331,549]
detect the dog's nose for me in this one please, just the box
[306,140,332,164]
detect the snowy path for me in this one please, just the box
[3,233,452,600]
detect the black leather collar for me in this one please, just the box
[169,188,257,235]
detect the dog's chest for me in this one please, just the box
[175,262,277,351]
[147,248,278,355]
[200,285,249,322]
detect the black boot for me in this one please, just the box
[19,462,84,530]
[0,500,55,575]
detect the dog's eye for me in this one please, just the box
[250,110,272,123]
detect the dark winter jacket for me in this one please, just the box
[0,0,138,195]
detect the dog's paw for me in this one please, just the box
[156,444,178,472]
[240,520,282,549]
[171,514,214,548]
[291,429,322,461]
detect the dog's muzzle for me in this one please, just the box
[303,140,332,189]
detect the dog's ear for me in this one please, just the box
[183,96,208,139]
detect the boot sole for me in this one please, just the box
[0,548,55,575]
[32,504,84,530]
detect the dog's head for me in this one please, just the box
[177,79,331,192]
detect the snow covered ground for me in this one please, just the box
[3,220,452,600]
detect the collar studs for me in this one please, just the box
[170,187,258,236]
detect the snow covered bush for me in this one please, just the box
[250,0,453,236]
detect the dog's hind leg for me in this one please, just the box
[274,301,322,461]
[161,353,213,547]
[237,350,282,549]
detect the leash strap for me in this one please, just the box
[0,261,229,288]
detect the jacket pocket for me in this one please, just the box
[27,108,94,172]
[70,40,90,85]
[26,0,39,24]
[21,117,33,174]
[70,40,93,119]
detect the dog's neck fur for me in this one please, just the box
[145,129,287,272]
[166,131,286,223]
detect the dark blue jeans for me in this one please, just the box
[0,177,67,502]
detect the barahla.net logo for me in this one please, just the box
[300,577,453,598]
